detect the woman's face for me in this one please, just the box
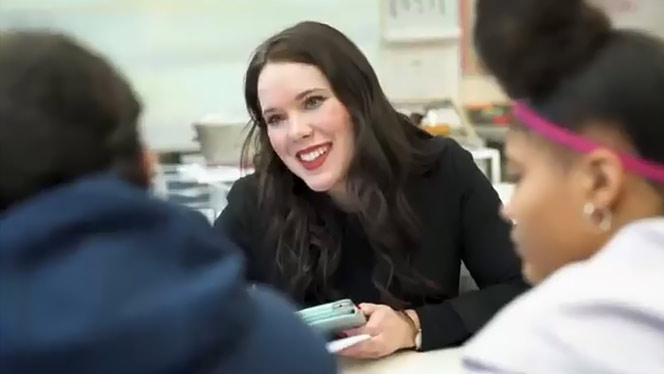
[257,62,354,194]
[503,130,603,283]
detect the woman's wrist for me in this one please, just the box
[404,309,421,330]
[399,309,421,349]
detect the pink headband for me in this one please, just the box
[513,101,664,183]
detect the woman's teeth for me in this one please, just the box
[298,145,330,162]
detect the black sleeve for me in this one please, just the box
[416,140,529,351]
[213,175,264,283]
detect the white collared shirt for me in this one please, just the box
[463,218,664,374]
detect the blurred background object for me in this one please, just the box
[4,0,662,210]
[192,113,248,166]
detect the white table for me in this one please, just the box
[340,348,462,374]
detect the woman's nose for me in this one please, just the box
[288,114,313,140]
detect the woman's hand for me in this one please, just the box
[337,303,420,359]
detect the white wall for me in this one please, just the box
[2,0,662,150]
[0,0,461,151]
[591,0,664,36]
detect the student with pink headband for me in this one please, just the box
[462,0,664,372]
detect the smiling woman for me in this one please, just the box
[214,21,528,358]
[257,62,354,197]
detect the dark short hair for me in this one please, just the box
[0,31,145,211]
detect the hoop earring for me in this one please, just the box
[583,202,612,232]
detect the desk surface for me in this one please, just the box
[340,348,462,374]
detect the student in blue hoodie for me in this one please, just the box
[0,31,336,374]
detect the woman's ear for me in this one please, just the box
[579,148,625,211]
[140,148,158,182]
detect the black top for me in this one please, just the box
[214,137,528,351]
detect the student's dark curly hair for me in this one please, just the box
[475,0,664,203]
[0,31,146,211]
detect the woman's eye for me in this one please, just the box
[303,96,325,110]
[510,172,523,185]
[265,115,285,127]
[506,167,523,185]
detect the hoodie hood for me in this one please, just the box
[0,176,251,373]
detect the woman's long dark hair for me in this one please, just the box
[242,21,444,305]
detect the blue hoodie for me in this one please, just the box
[0,176,336,374]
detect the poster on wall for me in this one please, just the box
[380,0,459,43]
